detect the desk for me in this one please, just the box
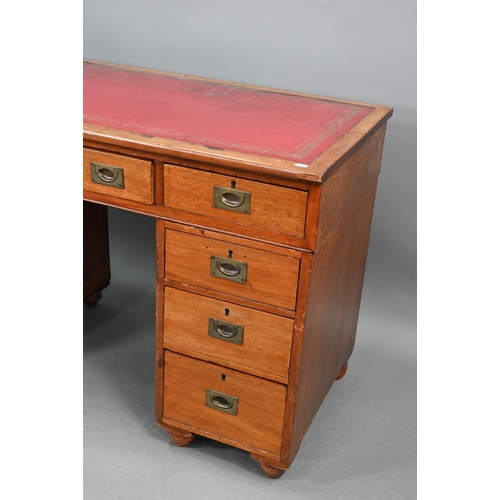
[83,60,392,478]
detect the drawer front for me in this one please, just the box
[164,229,300,310]
[83,149,154,204]
[164,287,294,380]
[164,165,308,237]
[163,351,287,457]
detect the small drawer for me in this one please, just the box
[83,148,154,204]
[164,165,308,237]
[164,287,294,381]
[163,351,287,457]
[164,229,300,310]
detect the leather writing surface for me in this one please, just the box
[84,63,372,164]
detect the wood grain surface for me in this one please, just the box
[288,179,378,461]
[83,148,154,204]
[315,124,387,245]
[163,286,294,382]
[163,351,287,457]
[164,164,308,237]
[164,228,301,310]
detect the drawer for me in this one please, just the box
[163,287,294,381]
[83,148,154,204]
[164,229,300,310]
[163,351,287,457]
[164,165,308,237]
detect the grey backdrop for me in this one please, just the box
[83,1,416,498]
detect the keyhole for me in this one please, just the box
[228,250,233,258]
[225,308,230,316]
[221,374,226,382]
[231,180,236,189]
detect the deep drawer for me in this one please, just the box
[164,229,301,310]
[163,287,294,382]
[164,165,308,237]
[83,148,154,204]
[162,351,287,457]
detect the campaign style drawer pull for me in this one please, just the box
[213,186,251,214]
[90,162,124,189]
[210,256,248,283]
[218,262,240,276]
[205,389,239,415]
[208,318,244,344]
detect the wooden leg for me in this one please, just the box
[250,453,288,479]
[167,428,196,447]
[83,201,110,303]
[84,291,102,307]
[335,362,348,381]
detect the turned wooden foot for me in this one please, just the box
[335,362,348,380]
[259,463,286,479]
[250,453,287,479]
[167,428,195,447]
[84,291,103,307]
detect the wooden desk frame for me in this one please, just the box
[83,61,392,478]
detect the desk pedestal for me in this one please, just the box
[83,201,110,306]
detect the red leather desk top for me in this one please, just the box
[84,63,373,166]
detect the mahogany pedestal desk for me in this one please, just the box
[83,61,392,478]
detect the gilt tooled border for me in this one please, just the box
[84,105,369,162]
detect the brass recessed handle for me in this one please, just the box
[210,256,248,283]
[97,167,118,182]
[221,191,244,207]
[217,261,241,277]
[205,389,238,415]
[213,186,251,214]
[212,395,233,409]
[208,318,244,344]
[215,321,237,338]
[90,162,124,189]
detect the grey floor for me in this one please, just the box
[83,207,416,500]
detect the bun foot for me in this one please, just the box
[84,291,102,307]
[335,362,348,380]
[250,453,287,479]
[167,428,195,447]
[260,463,286,479]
